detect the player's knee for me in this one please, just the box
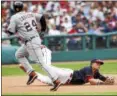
[15,51,24,59]
[35,60,45,65]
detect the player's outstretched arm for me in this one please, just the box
[89,78,104,85]
[89,78,115,85]
[94,71,115,85]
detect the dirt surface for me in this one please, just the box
[2,75,117,94]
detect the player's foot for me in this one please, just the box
[50,79,61,91]
[27,71,37,85]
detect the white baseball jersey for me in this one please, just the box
[8,11,42,41]
[10,11,60,82]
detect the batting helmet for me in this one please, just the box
[13,1,23,12]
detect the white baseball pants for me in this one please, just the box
[15,37,58,81]
[36,67,73,85]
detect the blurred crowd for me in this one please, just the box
[1,1,117,50]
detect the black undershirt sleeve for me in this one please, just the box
[40,15,47,32]
[94,71,107,81]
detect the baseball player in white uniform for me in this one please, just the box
[7,1,61,91]
[19,46,73,91]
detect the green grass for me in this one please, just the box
[2,61,117,95]
[3,92,117,95]
[2,61,117,76]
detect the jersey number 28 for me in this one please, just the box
[24,20,37,32]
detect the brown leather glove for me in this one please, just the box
[104,76,115,85]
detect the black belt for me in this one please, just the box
[25,36,38,44]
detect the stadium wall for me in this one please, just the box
[2,45,117,64]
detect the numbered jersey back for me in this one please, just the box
[14,11,40,40]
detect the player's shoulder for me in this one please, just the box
[11,12,21,19]
[10,13,16,18]
[10,14,17,21]
[83,66,92,71]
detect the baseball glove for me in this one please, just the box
[104,76,115,85]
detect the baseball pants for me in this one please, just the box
[15,37,58,81]
[36,67,73,85]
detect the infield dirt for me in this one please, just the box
[2,75,117,94]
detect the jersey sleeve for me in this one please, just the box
[8,16,16,33]
[94,71,106,81]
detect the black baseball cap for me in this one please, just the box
[91,59,104,65]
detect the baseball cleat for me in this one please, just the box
[50,79,61,91]
[27,71,37,85]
